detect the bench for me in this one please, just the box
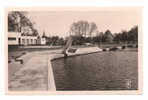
[15,58,23,64]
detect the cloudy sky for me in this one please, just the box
[27,9,141,37]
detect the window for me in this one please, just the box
[31,39,33,44]
[22,39,25,44]
[34,39,37,44]
[8,37,16,40]
[27,39,29,44]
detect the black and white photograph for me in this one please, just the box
[6,7,142,94]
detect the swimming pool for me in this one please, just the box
[51,50,138,90]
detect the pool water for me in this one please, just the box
[51,51,138,90]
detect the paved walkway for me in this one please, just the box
[8,51,56,91]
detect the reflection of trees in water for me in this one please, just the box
[62,57,80,90]
[52,51,138,90]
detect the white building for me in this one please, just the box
[40,37,46,45]
[8,32,38,46]
[36,35,46,45]
[40,31,47,45]
[8,32,21,45]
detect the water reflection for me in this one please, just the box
[51,52,138,90]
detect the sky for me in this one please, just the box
[26,10,141,38]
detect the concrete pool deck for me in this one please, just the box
[9,51,52,91]
[8,47,103,91]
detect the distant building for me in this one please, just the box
[8,32,38,46]
[8,32,21,45]
[40,37,46,45]
[8,31,47,46]
[40,31,47,45]
[36,35,46,45]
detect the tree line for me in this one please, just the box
[8,12,138,46]
[45,20,138,46]
[67,20,138,45]
[44,25,138,46]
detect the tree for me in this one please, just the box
[8,11,38,36]
[89,22,98,37]
[58,38,65,45]
[113,33,122,43]
[71,35,85,45]
[69,20,98,37]
[8,11,23,32]
[127,26,138,43]
[113,26,138,43]
[121,30,128,43]
[104,30,114,43]
[32,29,39,36]
[70,20,89,36]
